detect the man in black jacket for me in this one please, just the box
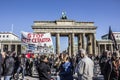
[99,50,110,75]
[104,51,120,80]
[38,55,51,80]
[4,51,14,80]
[0,53,3,80]
[16,54,26,80]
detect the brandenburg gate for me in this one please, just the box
[32,17,97,56]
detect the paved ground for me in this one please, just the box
[1,62,104,80]
[1,76,39,80]
[22,76,39,80]
[1,75,104,80]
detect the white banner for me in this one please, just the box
[21,31,54,54]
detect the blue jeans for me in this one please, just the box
[4,76,11,80]
[17,66,25,79]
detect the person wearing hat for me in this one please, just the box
[75,49,94,80]
[104,51,120,80]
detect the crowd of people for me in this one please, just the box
[99,50,120,80]
[0,49,120,80]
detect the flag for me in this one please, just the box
[108,26,118,50]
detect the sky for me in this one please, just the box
[0,0,120,52]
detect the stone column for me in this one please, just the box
[78,34,82,50]
[68,34,71,57]
[71,33,75,56]
[1,43,3,52]
[15,45,17,53]
[82,33,85,49]
[87,34,92,54]
[93,34,96,56]
[111,43,113,52]
[56,33,60,54]
[105,44,106,51]
[0,42,1,51]
[98,44,100,56]
[8,44,11,51]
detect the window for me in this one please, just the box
[116,35,118,38]
[3,35,5,38]
[6,35,9,38]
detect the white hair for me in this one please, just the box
[78,49,86,55]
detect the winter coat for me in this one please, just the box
[38,61,51,80]
[99,55,109,75]
[59,61,73,80]
[4,56,14,76]
[0,54,3,77]
[104,59,120,80]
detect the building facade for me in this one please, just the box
[0,32,21,54]
[2,16,119,56]
[32,18,97,56]
[97,32,120,56]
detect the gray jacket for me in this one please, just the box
[76,56,94,80]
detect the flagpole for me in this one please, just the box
[11,24,13,33]
[108,26,118,51]
[10,24,14,51]
[108,26,112,52]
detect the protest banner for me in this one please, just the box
[21,31,54,54]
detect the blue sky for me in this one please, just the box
[0,0,120,52]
